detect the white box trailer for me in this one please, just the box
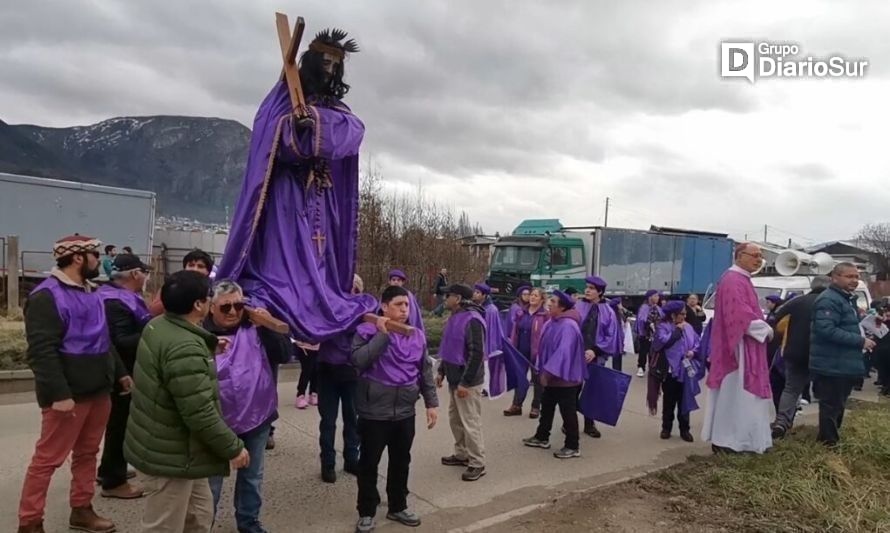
[0,172,156,278]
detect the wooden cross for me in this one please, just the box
[311,230,326,256]
[275,12,307,115]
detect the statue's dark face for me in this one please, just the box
[321,53,341,82]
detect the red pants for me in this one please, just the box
[18,395,111,526]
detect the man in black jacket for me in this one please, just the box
[96,254,153,499]
[770,276,830,439]
[436,284,487,482]
[351,285,438,532]
[432,268,448,317]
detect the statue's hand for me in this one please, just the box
[293,115,315,131]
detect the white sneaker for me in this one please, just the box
[636,368,645,377]
[799,398,810,406]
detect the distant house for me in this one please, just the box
[460,235,498,262]
[805,241,885,280]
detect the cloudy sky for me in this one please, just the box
[2,0,889,245]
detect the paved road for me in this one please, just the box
[0,370,844,533]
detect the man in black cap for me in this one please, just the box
[96,254,154,499]
[436,284,487,482]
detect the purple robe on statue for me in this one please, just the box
[217,81,378,344]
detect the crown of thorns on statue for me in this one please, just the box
[308,28,359,60]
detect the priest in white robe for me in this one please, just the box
[701,243,774,453]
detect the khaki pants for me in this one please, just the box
[140,474,214,533]
[448,385,485,468]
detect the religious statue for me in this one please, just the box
[218,14,381,343]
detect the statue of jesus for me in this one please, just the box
[218,27,378,343]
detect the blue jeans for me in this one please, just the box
[317,366,360,469]
[209,422,271,533]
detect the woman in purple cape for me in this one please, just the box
[648,300,704,442]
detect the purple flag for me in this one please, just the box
[579,364,632,426]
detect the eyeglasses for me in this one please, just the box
[740,252,764,259]
[219,302,245,314]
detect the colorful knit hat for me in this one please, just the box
[53,234,101,259]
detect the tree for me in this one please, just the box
[855,223,890,280]
[356,162,489,305]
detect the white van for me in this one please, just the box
[703,275,873,321]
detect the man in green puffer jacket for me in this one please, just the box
[810,262,875,447]
[125,270,248,532]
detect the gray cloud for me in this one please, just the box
[2,0,889,241]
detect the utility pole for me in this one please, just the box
[763,224,768,244]
[604,197,610,228]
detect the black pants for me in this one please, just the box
[770,368,786,412]
[638,337,651,370]
[317,364,360,469]
[611,354,622,372]
[296,349,318,396]
[98,392,130,489]
[813,374,856,446]
[535,386,579,450]
[661,375,690,433]
[356,417,415,517]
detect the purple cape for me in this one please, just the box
[408,291,425,331]
[537,315,585,383]
[31,276,110,355]
[215,325,278,435]
[439,309,486,366]
[576,300,620,356]
[217,81,378,343]
[647,321,706,416]
[356,322,427,387]
[97,283,151,327]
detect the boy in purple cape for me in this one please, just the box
[203,280,291,533]
[574,276,618,438]
[96,253,153,500]
[436,284,488,482]
[648,301,704,442]
[217,28,378,345]
[387,269,424,331]
[522,290,586,459]
[351,285,439,532]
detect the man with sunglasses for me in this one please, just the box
[701,242,775,454]
[95,254,153,501]
[18,234,129,533]
[204,280,291,533]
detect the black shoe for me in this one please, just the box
[344,462,360,476]
[680,431,694,443]
[441,455,469,467]
[771,424,787,440]
[584,424,601,438]
[386,510,421,527]
[660,431,671,440]
[853,384,863,391]
[461,466,486,482]
[321,468,336,483]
